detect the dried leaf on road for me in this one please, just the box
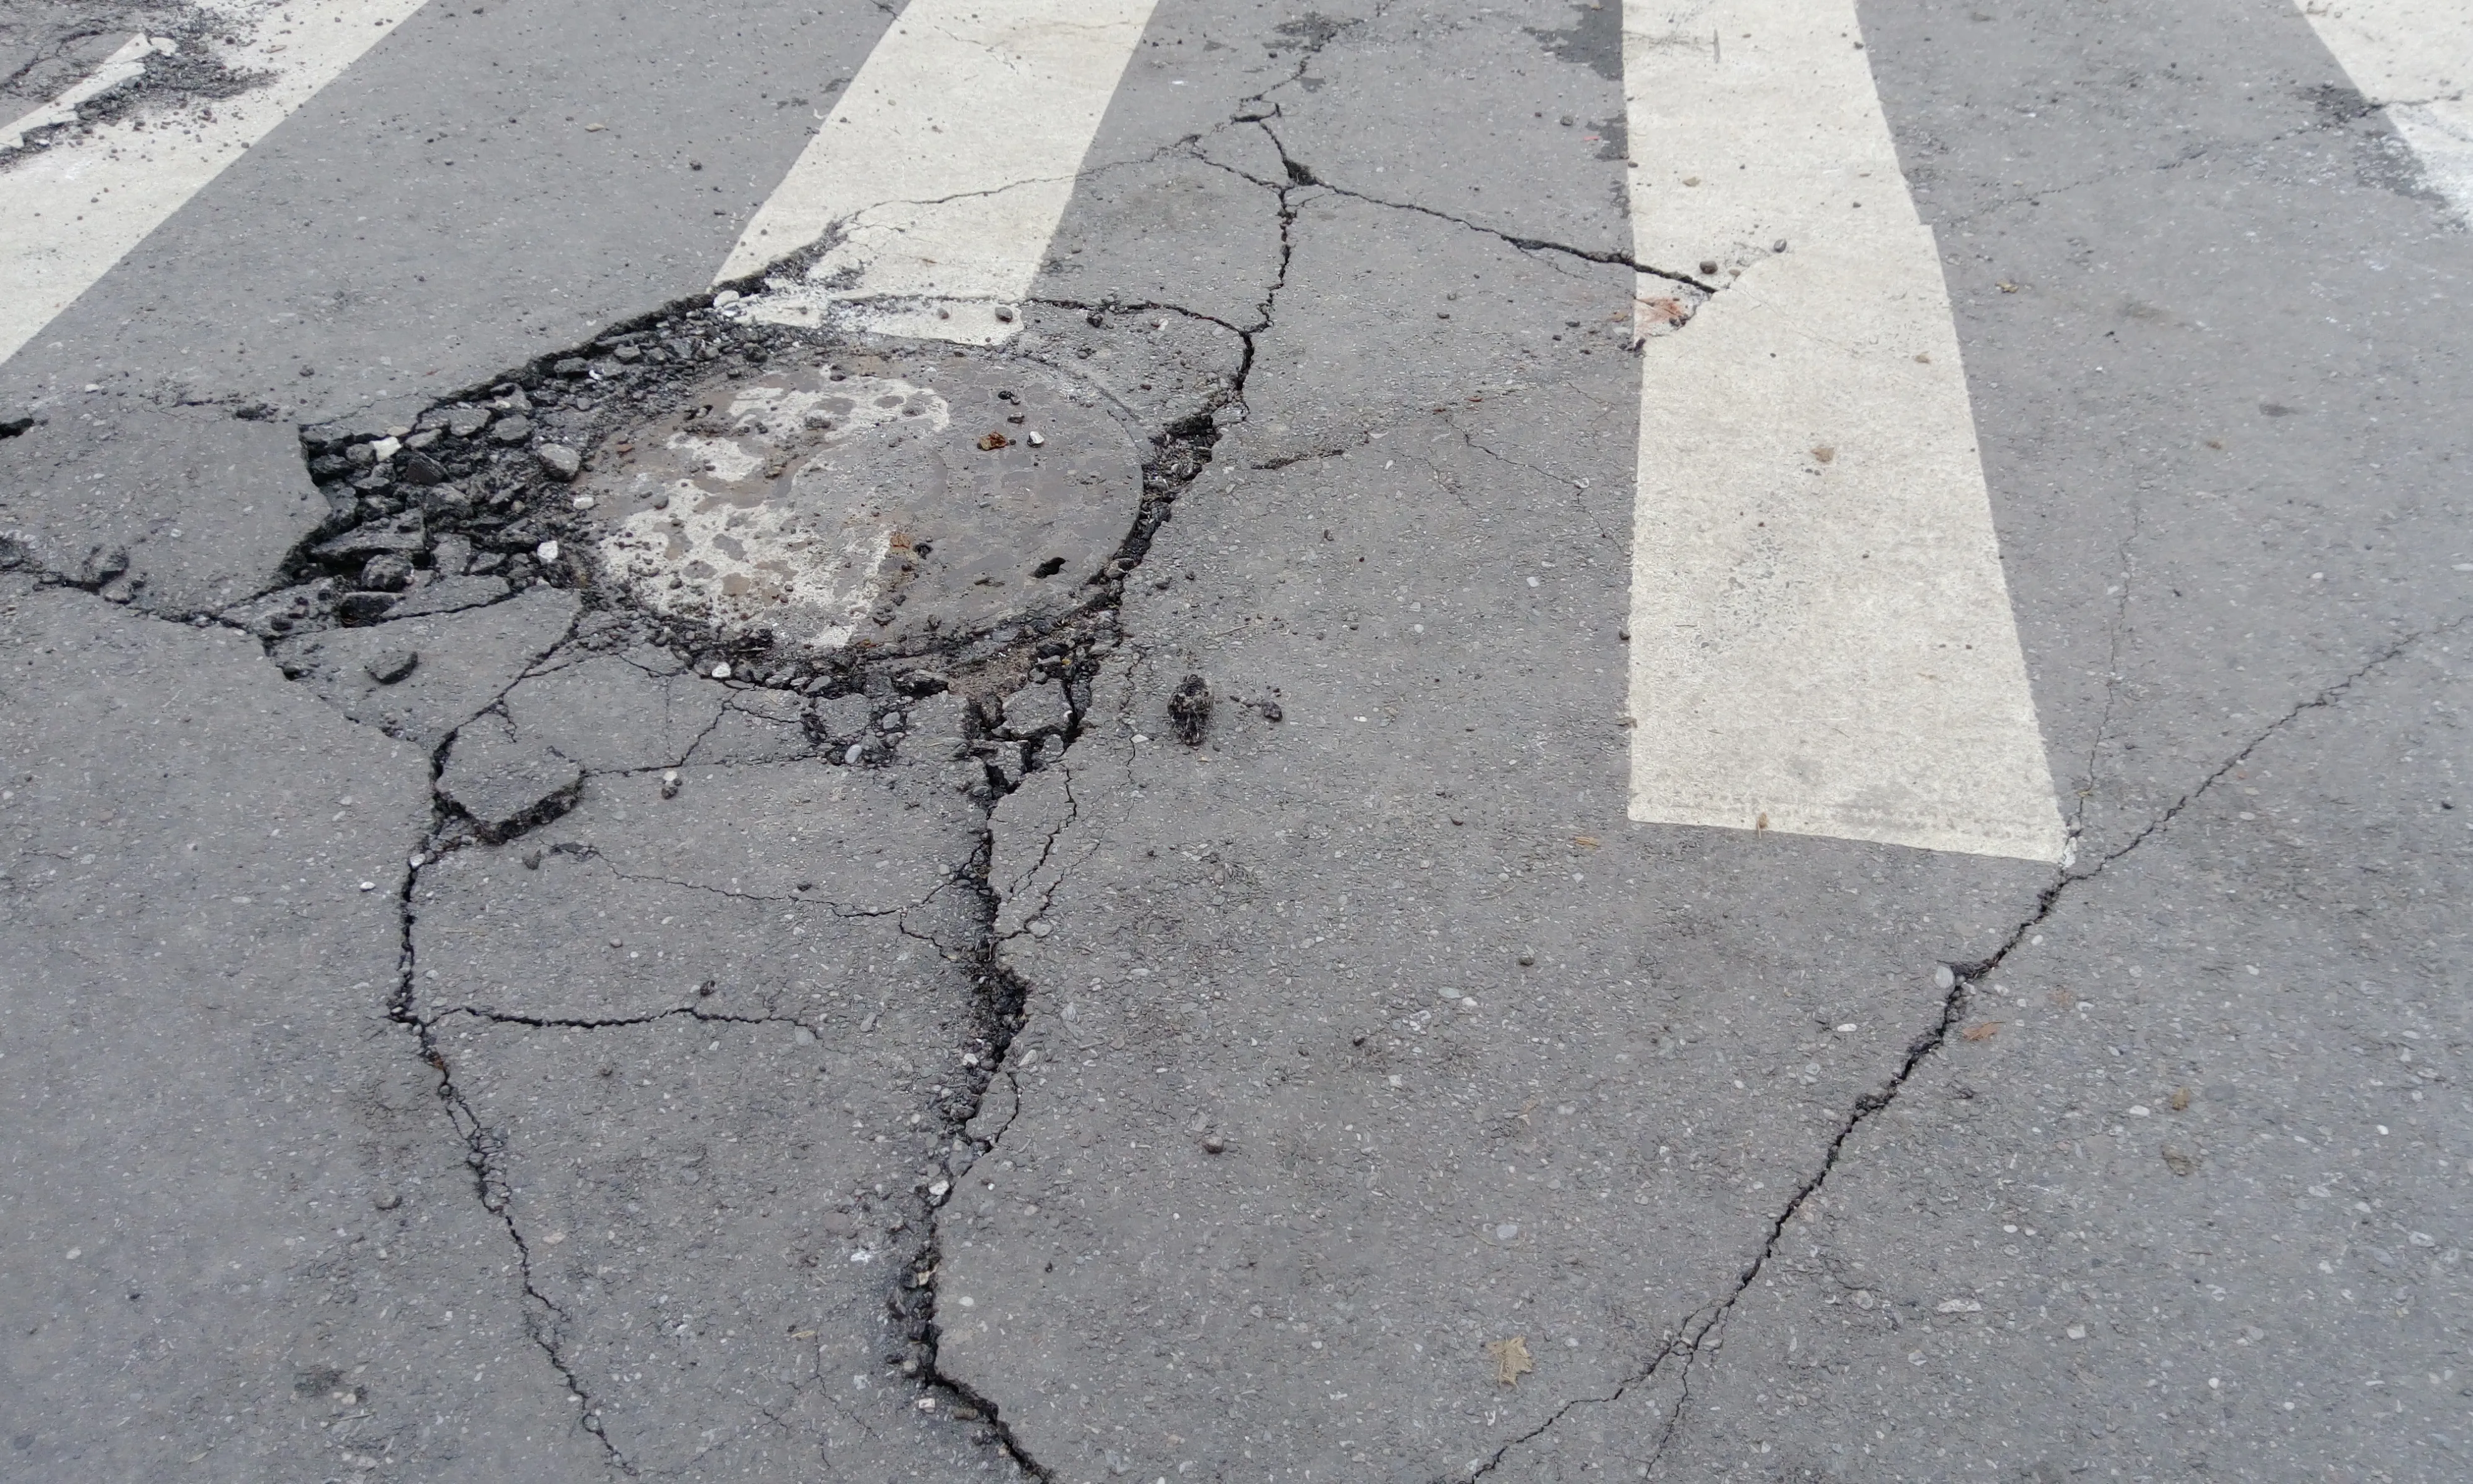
[1485,1335,1535,1387]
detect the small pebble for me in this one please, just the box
[1025,430,1045,446]
[1201,1134,1226,1154]
[1933,964,1957,991]
[660,768,681,800]
[536,540,561,563]
[1517,950,1536,967]
[1495,1223,1519,1241]
[364,650,419,685]
[1027,919,1053,939]
[1698,259,1719,275]
[711,662,732,679]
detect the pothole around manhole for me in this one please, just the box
[255,306,1173,688]
[583,350,1142,654]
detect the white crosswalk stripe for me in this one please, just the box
[2294,0,2473,217]
[1619,0,2069,862]
[719,0,1161,346]
[0,0,429,369]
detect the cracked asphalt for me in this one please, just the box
[4,1,2471,1481]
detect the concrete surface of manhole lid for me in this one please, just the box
[585,351,1141,651]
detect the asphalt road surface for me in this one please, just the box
[3,1,2469,1481]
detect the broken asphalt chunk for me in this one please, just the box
[386,573,511,619]
[437,717,583,842]
[313,513,424,559]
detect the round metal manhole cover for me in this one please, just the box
[583,350,1141,652]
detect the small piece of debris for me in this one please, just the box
[1025,430,1046,446]
[1484,1336,1535,1387]
[1201,1134,1226,1154]
[1167,674,1212,745]
[365,650,419,686]
[976,431,1012,451]
[536,444,582,481]
[2161,1146,2200,1177]
[661,768,682,800]
[2170,1086,2192,1112]
[1960,1022,2001,1042]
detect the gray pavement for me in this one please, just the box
[3,0,2469,1481]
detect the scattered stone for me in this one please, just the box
[444,406,490,438]
[335,591,396,622]
[896,669,949,696]
[661,768,681,800]
[1933,964,1958,991]
[358,553,414,592]
[710,661,732,680]
[1167,674,1212,745]
[553,357,589,378]
[536,540,561,564]
[1698,259,1720,275]
[1517,950,1536,967]
[387,574,511,619]
[1201,1134,1226,1154]
[436,718,583,842]
[365,650,419,685]
[221,580,340,639]
[432,533,475,575]
[536,444,582,481]
[490,415,533,444]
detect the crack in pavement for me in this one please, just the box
[2071,499,2145,835]
[1458,608,2470,1480]
[384,844,634,1471]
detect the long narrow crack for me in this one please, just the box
[1461,609,2469,1480]
[385,776,635,1471]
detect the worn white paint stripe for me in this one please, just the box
[1621,0,2066,862]
[719,0,1159,346]
[1,34,178,150]
[0,0,427,370]
[2294,0,2473,216]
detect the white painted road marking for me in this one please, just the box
[1621,0,2067,862]
[2294,0,2473,217]
[0,0,430,370]
[720,0,1161,346]
[1,33,178,152]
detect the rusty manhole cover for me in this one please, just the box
[584,350,1141,652]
